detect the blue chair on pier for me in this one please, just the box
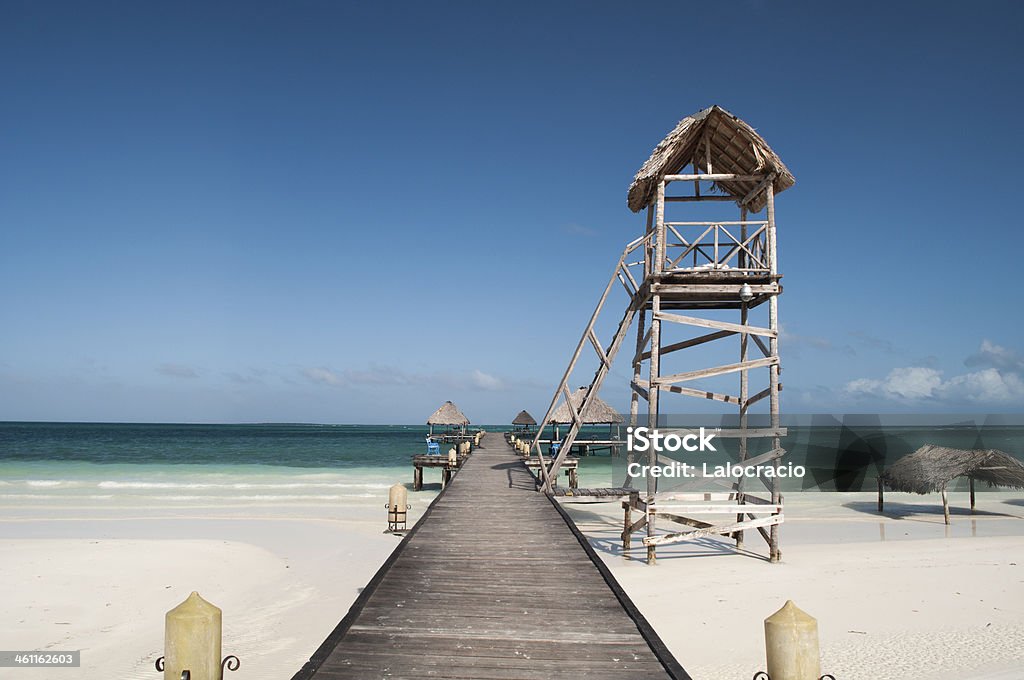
[426,439,441,455]
[550,442,561,457]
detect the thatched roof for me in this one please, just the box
[512,410,537,426]
[881,445,1024,495]
[426,401,470,426]
[551,388,624,425]
[627,105,795,214]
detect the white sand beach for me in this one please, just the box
[563,491,1024,680]
[6,483,1024,680]
[0,494,435,680]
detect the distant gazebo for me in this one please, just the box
[550,387,624,445]
[512,410,537,434]
[879,445,1024,524]
[427,401,470,436]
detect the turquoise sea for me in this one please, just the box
[1,420,1022,508]
[0,422,455,510]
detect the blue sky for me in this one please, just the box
[1,1,1023,424]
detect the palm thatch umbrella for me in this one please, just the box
[426,400,470,436]
[551,387,624,425]
[627,104,795,214]
[549,387,624,449]
[512,410,537,433]
[878,445,1024,524]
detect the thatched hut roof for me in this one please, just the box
[512,410,537,426]
[426,401,470,426]
[551,388,624,425]
[881,445,1024,494]
[627,105,795,214]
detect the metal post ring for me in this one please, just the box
[155,656,165,672]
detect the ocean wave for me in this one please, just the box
[158,494,368,501]
[0,492,377,502]
[96,480,392,490]
[0,494,115,500]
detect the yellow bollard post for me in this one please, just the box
[164,592,221,680]
[764,600,820,680]
[387,483,408,532]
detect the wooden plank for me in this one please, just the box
[663,173,765,182]
[640,329,735,361]
[293,438,687,680]
[650,504,782,514]
[654,310,776,338]
[664,195,735,202]
[643,514,783,546]
[656,383,740,404]
[657,356,777,385]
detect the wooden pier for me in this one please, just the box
[292,435,689,680]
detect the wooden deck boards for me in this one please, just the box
[291,437,689,680]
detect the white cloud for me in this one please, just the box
[470,369,503,391]
[965,340,1024,372]
[844,341,1024,405]
[300,364,511,392]
[846,367,944,400]
[302,367,345,386]
[941,368,1024,403]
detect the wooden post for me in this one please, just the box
[941,486,950,525]
[568,468,579,489]
[414,466,423,492]
[764,600,820,680]
[737,294,749,549]
[623,501,632,551]
[766,180,781,563]
[164,592,221,680]
[877,476,884,512]
[970,477,976,511]
[646,181,666,565]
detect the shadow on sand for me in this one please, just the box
[563,503,771,563]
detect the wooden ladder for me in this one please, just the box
[530,234,649,492]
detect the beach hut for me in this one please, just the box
[512,410,537,434]
[427,400,470,436]
[879,445,1024,524]
[551,387,623,426]
[550,387,623,453]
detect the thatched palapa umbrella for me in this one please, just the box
[879,445,1024,524]
[427,400,470,436]
[627,104,795,214]
[512,410,537,433]
[549,387,624,454]
[551,387,624,426]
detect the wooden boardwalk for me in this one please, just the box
[291,436,689,680]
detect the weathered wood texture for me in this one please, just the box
[292,438,689,680]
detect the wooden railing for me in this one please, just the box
[662,220,770,273]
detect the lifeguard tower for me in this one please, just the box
[530,106,794,563]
